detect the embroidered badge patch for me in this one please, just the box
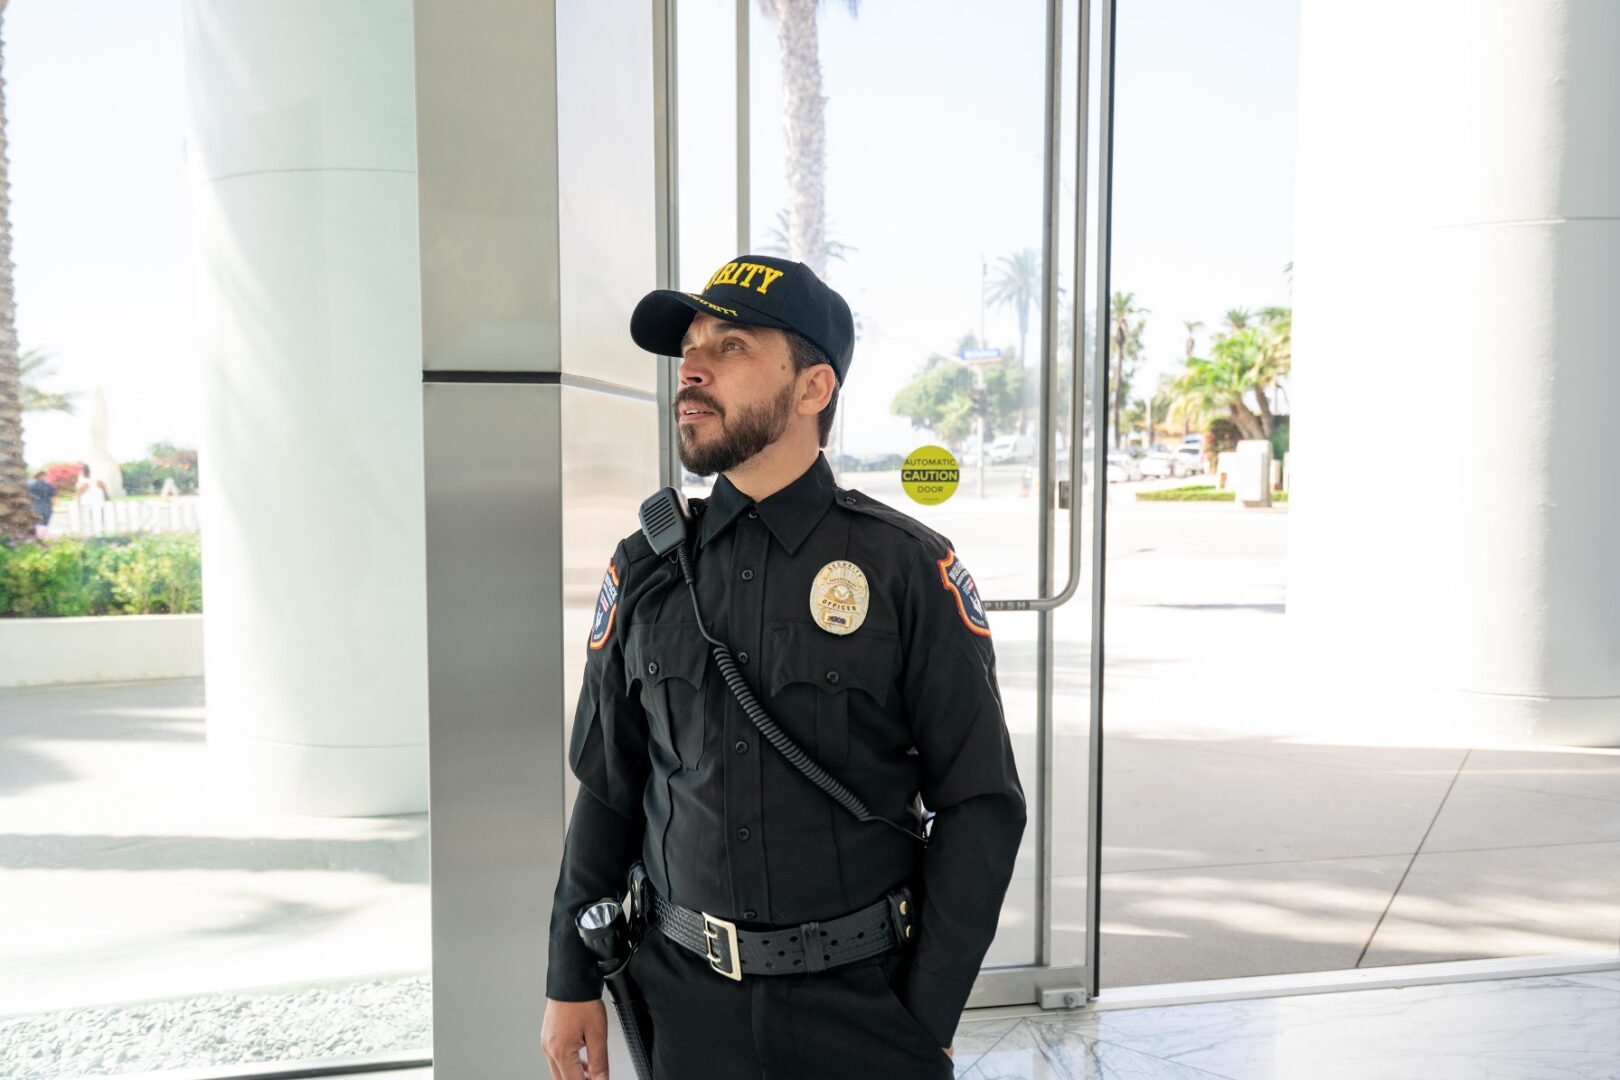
[811,560,871,636]
[937,550,991,637]
[588,561,620,650]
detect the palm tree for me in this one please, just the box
[1253,306,1291,433]
[1108,291,1148,448]
[21,348,78,415]
[1169,329,1268,440]
[986,248,1043,434]
[986,248,1039,372]
[756,0,860,279]
[0,0,33,537]
[1220,307,1252,335]
[1181,318,1202,360]
[760,206,856,266]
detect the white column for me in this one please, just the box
[1287,1,1620,746]
[184,1,429,813]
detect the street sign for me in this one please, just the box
[959,347,1002,362]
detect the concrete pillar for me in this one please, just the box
[1287,1,1620,745]
[183,1,429,813]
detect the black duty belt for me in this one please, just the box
[647,883,916,981]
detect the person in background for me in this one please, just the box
[75,463,111,536]
[27,470,57,539]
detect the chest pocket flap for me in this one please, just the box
[767,622,899,705]
[768,622,899,766]
[624,622,710,767]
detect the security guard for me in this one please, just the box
[541,255,1026,1080]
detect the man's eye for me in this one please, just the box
[722,338,743,351]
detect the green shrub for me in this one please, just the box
[0,536,96,616]
[1137,485,1234,502]
[0,532,203,617]
[120,459,161,495]
[1136,485,1289,504]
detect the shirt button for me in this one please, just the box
[743,909,757,920]
[843,496,857,505]
[747,510,759,519]
[741,569,755,581]
[734,740,748,754]
[825,670,840,685]
[736,827,751,842]
[647,661,659,676]
[737,651,749,664]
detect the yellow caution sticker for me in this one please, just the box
[901,445,960,506]
[810,560,871,636]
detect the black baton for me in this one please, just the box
[577,897,655,1080]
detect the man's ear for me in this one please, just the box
[796,364,837,417]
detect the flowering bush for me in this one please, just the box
[39,461,83,495]
[0,532,203,617]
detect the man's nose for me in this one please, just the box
[677,352,709,386]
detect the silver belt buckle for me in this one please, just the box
[701,911,742,981]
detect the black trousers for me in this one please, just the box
[628,928,954,1080]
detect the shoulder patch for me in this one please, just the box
[588,560,621,650]
[937,550,992,637]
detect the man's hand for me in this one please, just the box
[944,1047,953,1058]
[542,997,610,1080]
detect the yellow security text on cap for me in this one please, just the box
[705,262,740,289]
[686,294,740,318]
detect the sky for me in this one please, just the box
[9,0,1297,467]
[10,0,192,468]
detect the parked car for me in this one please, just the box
[987,434,1036,465]
[1138,451,1183,479]
[1106,452,1143,483]
[828,453,864,473]
[1173,445,1206,475]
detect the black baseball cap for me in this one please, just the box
[630,255,855,383]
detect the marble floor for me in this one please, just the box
[947,969,1620,1079]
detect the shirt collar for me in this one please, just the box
[698,454,837,555]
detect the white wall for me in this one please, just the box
[0,615,203,688]
[1287,0,1620,745]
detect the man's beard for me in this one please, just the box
[676,382,796,476]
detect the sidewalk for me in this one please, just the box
[5,674,1617,1018]
[0,678,428,1017]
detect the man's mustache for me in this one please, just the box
[673,389,724,418]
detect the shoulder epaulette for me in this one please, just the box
[834,487,951,553]
[621,530,655,565]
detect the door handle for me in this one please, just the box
[983,0,1111,614]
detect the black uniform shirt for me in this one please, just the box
[547,453,1026,1046]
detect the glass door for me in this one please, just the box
[671,0,1115,1009]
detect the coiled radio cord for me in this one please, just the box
[674,542,927,847]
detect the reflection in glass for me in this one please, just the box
[1099,0,1620,992]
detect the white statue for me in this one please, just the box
[86,385,126,499]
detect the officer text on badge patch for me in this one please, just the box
[937,551,991,637]
[589,562,620,650]
[811,560,870,636]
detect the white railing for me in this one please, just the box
[43,497,201,537]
